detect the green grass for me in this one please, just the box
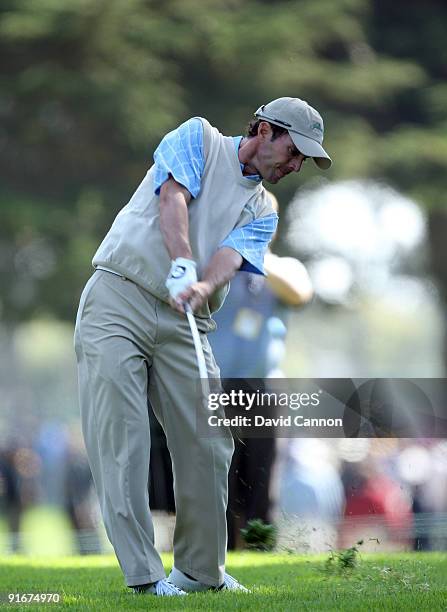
[0,552,446,611]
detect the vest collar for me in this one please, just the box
[227,135,263,189]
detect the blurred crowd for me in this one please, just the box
[0,423,446,554]
[0,421,101,554]
[276,437,447,552]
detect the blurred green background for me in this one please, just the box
[1,0,447,325]
[0,0,446,555]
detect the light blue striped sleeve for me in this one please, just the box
[153,118,204,197]
[220,213,279,275]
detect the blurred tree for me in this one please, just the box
[0,0,446,356]
[0,0,191,321]
[368,0,447,373]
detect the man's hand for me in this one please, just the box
[170,280,213,314]
[171,247,243,314]
[166,257,198,304]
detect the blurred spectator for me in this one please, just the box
[34,421,67,506]
[0,435,41,552]
[0,444,21,552]
[412,484,431,551]
[339,458,413,550]
[278,439,344,520]
[210,192,314,549]
[64,426,101,554]
[148,409,175,513]
[395,440,447,551]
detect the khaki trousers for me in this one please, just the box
[74,270,234,586]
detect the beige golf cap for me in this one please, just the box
[255,97,332,169]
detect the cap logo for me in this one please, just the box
[311,122,323,133]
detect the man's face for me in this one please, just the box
[256,124,308,184]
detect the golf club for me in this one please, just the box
[184,302,211,406]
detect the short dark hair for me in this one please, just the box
[246,118,288,140]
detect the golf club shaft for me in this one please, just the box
[184,303,208,380]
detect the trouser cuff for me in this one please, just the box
[126,571,166,587]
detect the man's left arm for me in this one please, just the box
[177,213,277,312]
[219,212,278,275]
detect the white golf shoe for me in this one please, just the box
[168,567,250,592]
[132,578,187,596]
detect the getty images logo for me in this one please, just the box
[207,389,322,412]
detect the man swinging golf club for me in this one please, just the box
[74,97,331,596]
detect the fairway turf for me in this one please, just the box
[0,552,446,611]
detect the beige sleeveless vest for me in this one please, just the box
[93,118,273,318]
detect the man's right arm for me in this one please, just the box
[152,118,204,309]
[160,177,201,311]
[154,116,204,261]
[159,176,193,261]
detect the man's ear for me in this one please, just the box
[257,120,273,140]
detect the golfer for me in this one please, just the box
[74,97,331,596]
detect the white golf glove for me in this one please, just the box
[165,257,197,300]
